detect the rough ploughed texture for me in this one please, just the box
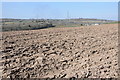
[1,24,118,78]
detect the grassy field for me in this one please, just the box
[105,21,119,24]
[1,18,116,32]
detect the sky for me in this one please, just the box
[2,2,118,20]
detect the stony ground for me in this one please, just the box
[0,24,118,78]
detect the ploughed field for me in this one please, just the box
[1,24,118,78]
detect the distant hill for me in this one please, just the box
[0,18,116,32]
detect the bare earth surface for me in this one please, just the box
[1,24,118,78]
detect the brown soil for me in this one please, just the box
[1,24,118,78]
